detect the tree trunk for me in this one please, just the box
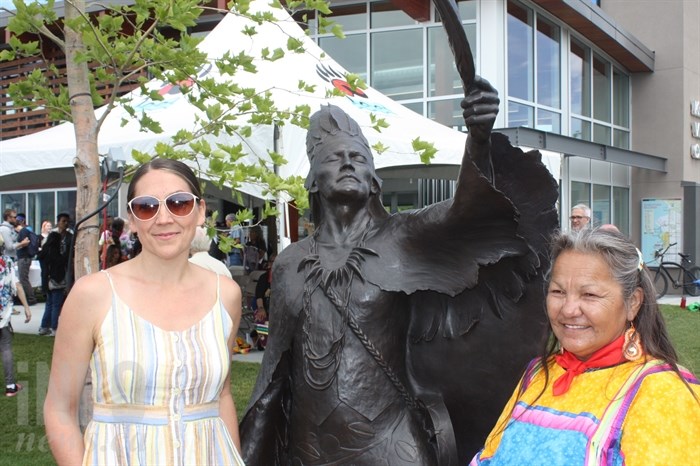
[64,0,99,430]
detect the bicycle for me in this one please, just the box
[648,242,700,299]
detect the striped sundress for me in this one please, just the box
[82,271,245,465]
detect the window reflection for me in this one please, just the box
[571,118,591,140]
[28,192,55,233]
[593,123,611,145]
[613,69,629,127]
[507,1,534,101]
[593,53,611,123]
[371,29,423,100]
[570,181,591,212]
[329,3,367,31]
[536,17,560,108]
[508,101,534,128]
[613,187,629,234]
[592,184,611,226]
[428,98,465,130]
[370,0,413,28]
[428,25,476,97]
[570,38,590,117]
[537,109,560,133]
[319,34,367,80]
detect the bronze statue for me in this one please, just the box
[240,79,559,463]
[240,0,558,462]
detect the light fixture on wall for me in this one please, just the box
[691,144,700,160]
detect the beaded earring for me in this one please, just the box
[623,323,643,361]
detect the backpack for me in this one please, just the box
[25,229,40,258]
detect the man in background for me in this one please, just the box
[570,204,591,231]
[15,214,38,306]
[0,209,29,260]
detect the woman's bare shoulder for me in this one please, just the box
[61,271,113,331]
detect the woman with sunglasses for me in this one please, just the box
[44,158,245,466]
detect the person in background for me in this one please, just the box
[243,225,267,273]
[0,243,32,397]
[44,158,245,465]
[40,221,53,244]
[37,213,73,337]
[189,226,233,278]
[104,244,122,269]
[599,223,621,233]
[225,213,243,267]
[0,209,29,261]
[470,228,700,465]
[15,213,38,306]
[570,204,591,231]
[129,232,142,258]
[249,253,275,351]
[99,217,126,266]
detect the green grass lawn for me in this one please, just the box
[1,304,698,464]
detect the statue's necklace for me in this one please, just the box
[299,224,377,390]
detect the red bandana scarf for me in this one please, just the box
[553,334,626,396]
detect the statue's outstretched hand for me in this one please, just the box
[461,76,499,144]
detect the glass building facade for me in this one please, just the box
[308,0,633,232]
[1,0,634,233]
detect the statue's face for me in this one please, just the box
[310,133,377,202]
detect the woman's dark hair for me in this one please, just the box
[127,158,202,202]
[111,217,125,233]
[105,244,121,268]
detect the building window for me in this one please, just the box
[319,34,368,81]
[507,1,534,102]
[569,39,630,148]
[569,179,630,233]
[313,0,477,129]
[371,29,423,100]
[613,187,630,233]
[1,189,77,232]
[570,38,591,118]
[506,1,561,133]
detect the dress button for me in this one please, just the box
[174,359,182,367]
[173,414,181,421]
[173,334,179,342]
[174,441,181,448]
[173,387,181,395]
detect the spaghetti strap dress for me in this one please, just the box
[82,271,245,465]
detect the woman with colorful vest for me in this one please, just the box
[470,228,700,465]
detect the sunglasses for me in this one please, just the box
[128,192,200,221]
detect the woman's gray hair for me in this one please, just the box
[190,226,212,253]
[546,228,644,306]
[545,227,679,365]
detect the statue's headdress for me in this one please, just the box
[304,105,387,224]
[304,105,381,191]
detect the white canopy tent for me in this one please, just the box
[0,1,492,248]
[1,1,470,174]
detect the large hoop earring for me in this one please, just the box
[623,323,644,361]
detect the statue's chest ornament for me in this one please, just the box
[297,228,378,390]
